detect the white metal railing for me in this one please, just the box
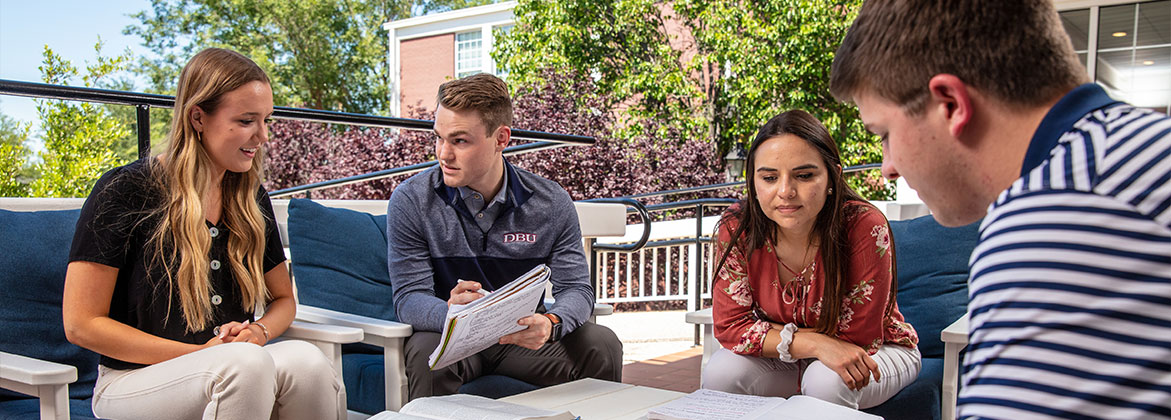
[595,240,716,311]
[592,201,930,311]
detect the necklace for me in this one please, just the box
[776,242,814,278]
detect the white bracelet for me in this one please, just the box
[775,323,799,363]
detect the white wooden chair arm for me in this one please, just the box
[941,313,970,420]
[541,299,613,323]
[684,307,717,370]
[294,304,413,412]
[591,303,614,317]
[0,351,77,388]
[283,321,364,344]
[0,351,77,420]
[295,304,413,341]
[684,307,712,325]
[941,313,969,345]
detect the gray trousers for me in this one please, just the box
[404,322,622,401]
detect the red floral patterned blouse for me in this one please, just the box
[712,201,918,357]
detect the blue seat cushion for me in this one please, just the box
[342,353,387,415]
[289,199,545,413]
[342,354,541,415]
[0,398,99,420]
[863,357,944,420]
[286,199,395,322]
[458,375,541,399]
[0,209,99,402]
[889,215,980,358]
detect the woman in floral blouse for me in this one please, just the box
[702,110,920,410]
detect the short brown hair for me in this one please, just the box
[830,0,1088,114]
[436,73,513,134]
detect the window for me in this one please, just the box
[456,31,483,78]
[1061,1,1170,115]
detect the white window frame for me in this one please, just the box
[455,30,484,78]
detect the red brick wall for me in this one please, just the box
[400,34,455,116]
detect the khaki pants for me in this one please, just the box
[92,341,344,420]
[701,345,921,410]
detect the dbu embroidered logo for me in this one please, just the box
[503,233,537,243]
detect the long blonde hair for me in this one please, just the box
[149,48,271,332]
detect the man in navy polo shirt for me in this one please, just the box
[830,1,1170,419]
[387,73,622,401]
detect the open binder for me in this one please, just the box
[428,264,551,370]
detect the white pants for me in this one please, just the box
[92,341,344,420]
[701,345,921,409]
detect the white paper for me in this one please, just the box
[766,395,882,420]
[648,389,882,420]
[396,394,575,420]
[428,265,551,370]
[647,389,785,420]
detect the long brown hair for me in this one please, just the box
[148,48,271,332]
[714,110,884,336]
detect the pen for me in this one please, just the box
[458,279,490,296]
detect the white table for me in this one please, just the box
[499,378,686,420]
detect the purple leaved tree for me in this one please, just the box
[264,68,727,202]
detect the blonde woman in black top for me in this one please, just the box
[63,48,342,420]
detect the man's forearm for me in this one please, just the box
[394,292,449,332]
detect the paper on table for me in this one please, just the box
[767,395,882,420]
[367,394,575,420]
[647,389,784,420]
[648,389,882,420]
[428,264,551,370]
[404,394,574,420]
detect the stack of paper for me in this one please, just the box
[648,389,882,420]
[428,264,551,370]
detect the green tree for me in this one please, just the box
[496,0,891,198]
[30,42,133,198]
[0,106,32,196]
[125,0,496,115]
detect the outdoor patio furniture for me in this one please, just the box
[281,198,626,416]
[0,198,363,420]
[686,213,980,420]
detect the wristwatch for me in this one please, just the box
[542,313,562,342]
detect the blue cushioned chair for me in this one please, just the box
[287,198,540,415]
[0,208,101,420]
[862,215,979,420]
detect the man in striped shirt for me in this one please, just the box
[828,1,1170,419]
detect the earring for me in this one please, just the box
[828,187,834,195]
[196,131,203,142]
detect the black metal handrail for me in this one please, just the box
[583,198,653,252]
[624,163,883,201]
[0,79,595,163]
[267,141,583,197]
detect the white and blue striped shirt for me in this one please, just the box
[959,84,1171,420]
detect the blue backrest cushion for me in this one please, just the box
[0,209,99,401]
[890,215,980,358]
[287,199,395,322]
